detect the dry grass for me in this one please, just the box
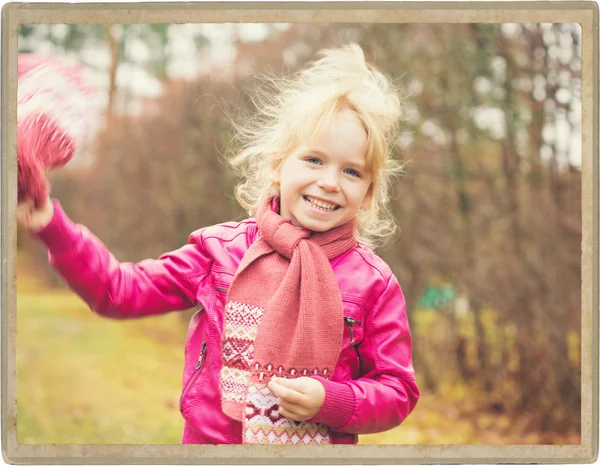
[16,255,579,445]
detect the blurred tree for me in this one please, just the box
[105,25,120,125]
[18,24,106,68]
[18,24,212,124]
[355,22,581,433]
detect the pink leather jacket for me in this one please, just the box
[36,200,420,444]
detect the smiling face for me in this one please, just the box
[277,108,372,232]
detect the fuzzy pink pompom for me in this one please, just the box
[18,54,95,208]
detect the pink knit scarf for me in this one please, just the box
[219,196,356,444]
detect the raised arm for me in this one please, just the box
[23,198,213,319]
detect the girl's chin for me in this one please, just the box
[295,216,340,233]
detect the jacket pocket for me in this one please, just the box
[179,341,207,413]
[215,278,231,304]
[342,301,366,346]
[184,306,204,349]
[344,316,362,346]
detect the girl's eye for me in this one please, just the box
[344,168,361,178]
[306,157,322,165]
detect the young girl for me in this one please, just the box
[18,43,419,445]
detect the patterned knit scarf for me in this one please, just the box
[220,196,356,444]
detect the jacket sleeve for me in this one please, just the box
[34,199,213,319]
[308,274,420,434]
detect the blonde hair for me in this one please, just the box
[229,43,404,248]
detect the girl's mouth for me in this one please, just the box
[303,196,340,212]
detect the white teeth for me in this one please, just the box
[305,196,337,211]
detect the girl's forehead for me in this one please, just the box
[318,114,368,156]
[308,110,367,147]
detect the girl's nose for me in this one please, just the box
[317,174,341,192]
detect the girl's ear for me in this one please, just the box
[270,152,286,184]
[270,169,281,185]
[360,184,373,210]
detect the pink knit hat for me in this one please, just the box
[17,53,96,207]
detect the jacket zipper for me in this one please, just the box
[344,317,361,345]
[179,341,207,413]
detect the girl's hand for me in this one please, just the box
[17,197,54,233]
[267,376,325,422]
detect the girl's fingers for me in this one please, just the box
[17,202,28,217]
[278,399,308,417]
[268,377,307,405]
[277,404,303,422]
[17,199,33,217]
[16,205,30,227]
[18,198,34,211]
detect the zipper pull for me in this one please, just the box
[344,317,360,345]
[195,342,207,370]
